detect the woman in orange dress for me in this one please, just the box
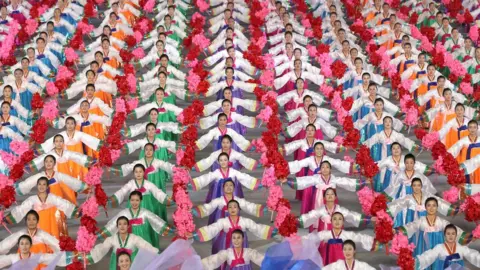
[437,103,470,150]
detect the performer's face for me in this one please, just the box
[425,200,438,215]
[468,123,478,136]
[3,87,11,98]
[1,104,9,114]
[117,254,131,270]
[18,238,31,254]
[26,214,38,230]
[331,214,344,229]
[54,136,64,149]
[227,202,239,216]
[37,180,48,193]
[218,155,229,168]
[117,220,129,234]
[221,138,231,150]
[391,144,401,156]
[223,90,232,100]
[324,189,335,202]
[320,163,331,175]
[44,157,55,170]
[383,118,392,129]
[223,181,234,194]
[134,167,144,180]
[80,102,90,113]
[149,110,158,121]
[314,145,324,157]
[222,102,231,113]
[455,106,464,117]
[232,233,243,248]
[303,97,312,108]
[404,158,415,171]
[144,145,154,158]
[374,101,383,112]
[146,125,156,137]
[444,228,457,243]
[306,126,315,138]
[129,195,141,209]
[296,80,304,89]
[412,181,422,194]
[443,91,452,101]
[218,116,227,127]
[343,244,355,260]
[21,59,29,68]
[308,107,317,118]
[156,90,165,102]
[86,87,95,98]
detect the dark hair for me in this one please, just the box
[144,143,155,151]
[37,177,49,186]
[303,95,312,102]
[332,212,344,219]
[323,187,336,197]
[227,199,240,210]
[146,123,156,131]
[133,164,146,172]
[343,239,356,250]
[116,216,129,226]
[374,98,384,105]
[65,116,77,125]
[444,224,457,235]
[18,235,32,246]
[305,124,316,131]
[320,161,332,169]
[223,179,235,188]
[117,251,131,265]
[232,229,244,238]
[411,178,423,186]
[424,197,438,208]
[26,210,39,222]
[383,116,393,123]
[404,153,416,163]
[221,135,233,143]
[53,134,64,142]
[44,154,56,164]
[390,142,401,150]
[129,191,143,201]
[217,152,230,161]
[217,113,228,121]
[314,141,324,149]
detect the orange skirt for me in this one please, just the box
[66,143,89,181]
[444,129,469,150]
[430,112,455,132]
[32,242,54,270]
[460,147,480,184]
[38,207,67,239]
[76,125,99,159]
[56,161,81,204]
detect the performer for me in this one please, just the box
[201,229,265,270]
[437,103,471,150]
[415,224,480,269]
[322,240,376,270]
[448,120,480,183]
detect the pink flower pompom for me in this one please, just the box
[192,32,211,48]
[76,226,96,252]
[253,35,267,50]
[251,138,267,153]
[401,79,413,91]
[301,18,312,28]
[110,149,121,162]
[0,151,18,167]
[25,19,39,36]
[262,54,275,69]
[173,167,191,185]
[376,210,393,223]
[85,166,103,186]
[259,152,269,166]
[77,20,94,35]
[357,186,377,215]
[37,5,49,16]
[456,13,465,24]
[176,113,184,124]
[469,26,479,44]
[132,48,145,60]
[317,53,333,77]
[306,45,318,57]
[410,26,422,39]
[404,108,418,126]
[336,109,348,125]
[41,99,59,121]
[261,90,278,103]
[421,132,439,150]
[115,98,127,113]
[441,0,450,4]
[127,98,138,111]
[65,47,79,63]
[196,0,209,12]
[331,92,343,110]
[176,148,185,166]
[344,155,354,163]
[473,224,480,238]
[173,208,195,238]
[56,66,74,81]
[143,0,155,12]
[419,37,434,52]
[304,29,313,38]
[391,233,415,255]
[319,84,334,96]
[267,185,283,210]
[10,141,29,156]
[81,197,99,218]
[187,71,201,93]
[333,135,344,144]
[443,186,459,204]
[433,155,446,175]
[126,73,136,93]
[261,167,277,188]
[174,189,193,209]
[187,59,199,68]
[460,82,473,95]
[257,106,272,122]
[46,82,59,96]
[134,31,143,43]
[274,205,290,228]
[259,70,274,87]
[0,174,13,189]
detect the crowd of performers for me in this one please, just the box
[0,0,478,269]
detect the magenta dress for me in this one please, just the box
[320,230,346,266]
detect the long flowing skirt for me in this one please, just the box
[132,222,160,249]
[412,231,444,269]
[38,207,68,239]
[205,178,244,203]
[320,242,344,266]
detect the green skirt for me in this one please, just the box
[154,112,178,142]
[147,170,169,221]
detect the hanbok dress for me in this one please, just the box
[363,129,419,164]
[3,194,79,239]
[191,168,260,203]
[461,57,480,75]
[302,230,378,266]
[109,157,174,220]
[292,173,367,216]
[377,155,432,193]
[199,111,257,136]
[448,136,480,183]
[205,78,257,100]
[285,116,337,141]
[274,70,324,96]
[438,117,471,151]
[122,136,176,163]
[196,127,251,153]
[83,233,158,270]
[39,131,101,179]
[354,111,404,143]
[323,260,375,270]
[423,101,477,133]
[97,207,171,249]
[194,216,274,256]
[66,97,114,126]
[349,95,400,122]
[194,149,257,172]
[109,178,169,219]
[203,97,258,119]
[0,126,24,153]
[130,101,183,141]
[125,121,182,140]
[415,243,480,270]
[461,154,480,185]
[384,169,436,203]
[0,114,30,136]
[14,171,87,204]
[397,217,472,266]
[0,97,33,123]
[0,252,73,269]
[64,78,117,106]
[337,69,383,97]
[202,248,265,270]
[137,77,187,105]
[276,88,327,112]
[387,192,457,228]
[0,80,41,113]
[141,64,186,82]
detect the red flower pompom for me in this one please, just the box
[0,185,16,208]
[342,97,354,111]
[66,261,85,270]
[420,26,436,43]
[94,185,107,207]
[80,216,98,234]
[125,35,136,48]
[31,117,48,144]
[331,60,348,79]
[414,128,427,140]
[98,147,113,167]
[278,214,298,237]
[370,194,388,215]
[30,93,44,110]
[343,130,360,149]
[20,150,34,164]
[397,247,414,270]
[462,196,480,222]
[374,217,394,244]
[59,236,77,252]
[119,49,133,63]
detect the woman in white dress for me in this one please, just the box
[323,240,375,270]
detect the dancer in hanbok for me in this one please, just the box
[0,235,72,269]
[81,216,158,270]
[322,240,375,270]
[343,73,390,100]
[110,143,173,220]
[64,70,117,103]
[205,67,257,100]
[140,55,186,82]
[98,191,174,249]
[285,95,334,124]
[195,113,252,153]
[387,178,457,228]
[192,200,277,255]
[122,123,176,163]
[448,120,480,183]
[190,153,260,202]
[201,229,265,270]
[0,101,31,136]
[3,177,80,239]
[129,88,182,141]
[117,251,131,270]
[0,85,31,122]
[349,83,400,122]
[1,69,42,113]
[194,135,257,172]
[137,71,187,105]
[0,210,59,268]
[202,87,258,120]
[274,59,324,95]
[302,212,379,265]
[396,197,472,259]
[65,84,114,117]
[138,39,182,68]
[288,161,366,215]
[199,99,257,136]
[15,155,88,205]
[285,104,337,141]
[436,103,471,150]
[298,188,373,232]
[124,109,183,139]
[376,143,433,192]
[337,58,382,91]
[384,154,436,202]
[108,164,173,218]
[415,224,480,269]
